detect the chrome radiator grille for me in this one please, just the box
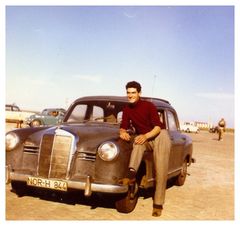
[38,134,53,177]
[38,132,73,179]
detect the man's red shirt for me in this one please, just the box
[120,99,163,134]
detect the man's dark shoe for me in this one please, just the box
[152,204,163,217]
[118,167,136,186]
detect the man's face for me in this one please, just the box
[126,87,141,103]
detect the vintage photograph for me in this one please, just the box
[3,1,237,222]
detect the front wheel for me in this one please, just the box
[115,183,139,213]
[30,119,41,127]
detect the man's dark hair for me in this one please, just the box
[125,81,142,93]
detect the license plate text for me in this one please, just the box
[27,177,67,191]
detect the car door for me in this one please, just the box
[43,110,57,125]
[165,110,186,174]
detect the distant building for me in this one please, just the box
[180,121,213,130]
[194,121,211,129]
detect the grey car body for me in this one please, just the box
[6,96,194,213]
[25,108,66,127]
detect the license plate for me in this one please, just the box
[27,177,67,191]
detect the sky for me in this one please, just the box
[4,4,235,128]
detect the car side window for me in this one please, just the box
[92,106,104,120]
[117,111,123,123]
[158,110,166,128]
[67,104,88,122]
[42,110,48,115]
[167,111,178,131]
[13,106,20,111]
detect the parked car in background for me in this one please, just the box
[180,122,200,133]
[209,126,219,133]
[5,104,37,124]
[25,108,66,127]
[6,96,194,213]
[6,104,21,112]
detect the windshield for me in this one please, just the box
[66,102,123,124]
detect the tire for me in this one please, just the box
[175,159,188,186]
[30,119,41,127]
[115,183,139,213]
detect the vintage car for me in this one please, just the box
[5,104,36,122]
[180,122,200,133]
[25,108,66,127]
[6,96,194,213]
[209,126,219,133]
[5,104,21,112]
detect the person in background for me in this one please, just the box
[119,81,171,217]
[218,118,226,141]
[51,111,58,117]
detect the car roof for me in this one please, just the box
[6,104,19,107]
[42,108,66,111]
[72,95,173,110]
[5,104,20,110]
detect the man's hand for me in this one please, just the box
[134,134,148,144]
[119,129,131,141]
[134,126,161,145]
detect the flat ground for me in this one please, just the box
[5,129,234,220]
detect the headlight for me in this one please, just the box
[6,132,19,151]
[98,142,119,161]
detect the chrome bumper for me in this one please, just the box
[6,168,128,196]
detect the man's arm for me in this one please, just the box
[146,126,161,139]
[134,126,161,145]
[119,128,131,141]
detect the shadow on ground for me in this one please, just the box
[10,179,176,211]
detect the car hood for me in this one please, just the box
[62,122,119,142]
[25,122,120,150]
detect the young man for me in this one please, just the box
[119,81,171,217]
